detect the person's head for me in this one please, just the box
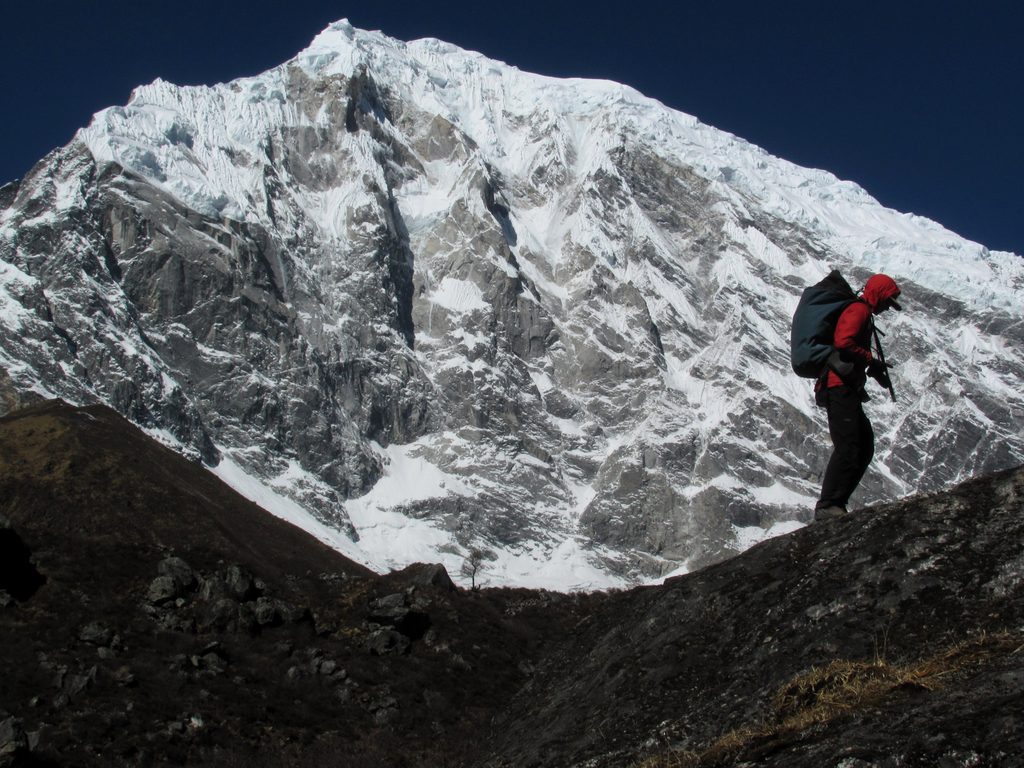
[862,274,902,315]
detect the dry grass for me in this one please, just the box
[637,631,1023,768]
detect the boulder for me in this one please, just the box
[111,666,136,687]
[367,628,410,656]
[77,621,114,647]
[368,593,432,640]
[395,563,457,591]
[224,565,259,602]
[146,576,179,605]
[0,718,29,767]
[200,598,240,631]
[253,597,282,627]
[158,556,197,591]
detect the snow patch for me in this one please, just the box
[733,520,806,551]
[428,277,489,314]
[211,452,368,565]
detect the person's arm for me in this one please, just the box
[833,303,873,364]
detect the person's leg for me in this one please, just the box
[843,407,875,507]
[817,387,867,510]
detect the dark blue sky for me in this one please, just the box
[2,1,1021,254]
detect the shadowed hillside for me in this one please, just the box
[1,400,1022,767]
[0,400,594,766]
[483,465,1024,767]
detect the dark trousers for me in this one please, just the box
[817,386,874,510]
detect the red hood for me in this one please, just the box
[862,274,901,310]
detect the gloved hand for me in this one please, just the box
[867,359,893,392]
[867,359,888,380]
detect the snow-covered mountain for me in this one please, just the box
[1,20,1022,588]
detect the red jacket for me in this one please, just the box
[826,274,901,389]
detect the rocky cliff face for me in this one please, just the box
[2,402,1022,767]
[1,20,1022,585]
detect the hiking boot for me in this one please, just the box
[814,505,847,522]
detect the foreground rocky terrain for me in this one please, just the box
[2,400,1023,766]
[0,400,598,766]
[486,459,1024,767]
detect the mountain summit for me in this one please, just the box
[1,21,1022,586]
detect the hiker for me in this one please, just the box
[814,274,902,521]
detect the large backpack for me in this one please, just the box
[790,270,859,378]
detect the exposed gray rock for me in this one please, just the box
[367,593,408,624]
[365,687,400,725]
[111,666,136,687]
[146,576,178,605]
[157,556,197,591]
[224,566,259,602]
[253,597,282,627]
[0,717,28,768]
[397,563,456,591]
[367,628,411,656]
[56,666,97,705]
[200,598,240,632]
[190,652,226,675]
[77,621,114,647]
[313,658,338,677]
[198,574,228,601]
[367,592,431,639]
